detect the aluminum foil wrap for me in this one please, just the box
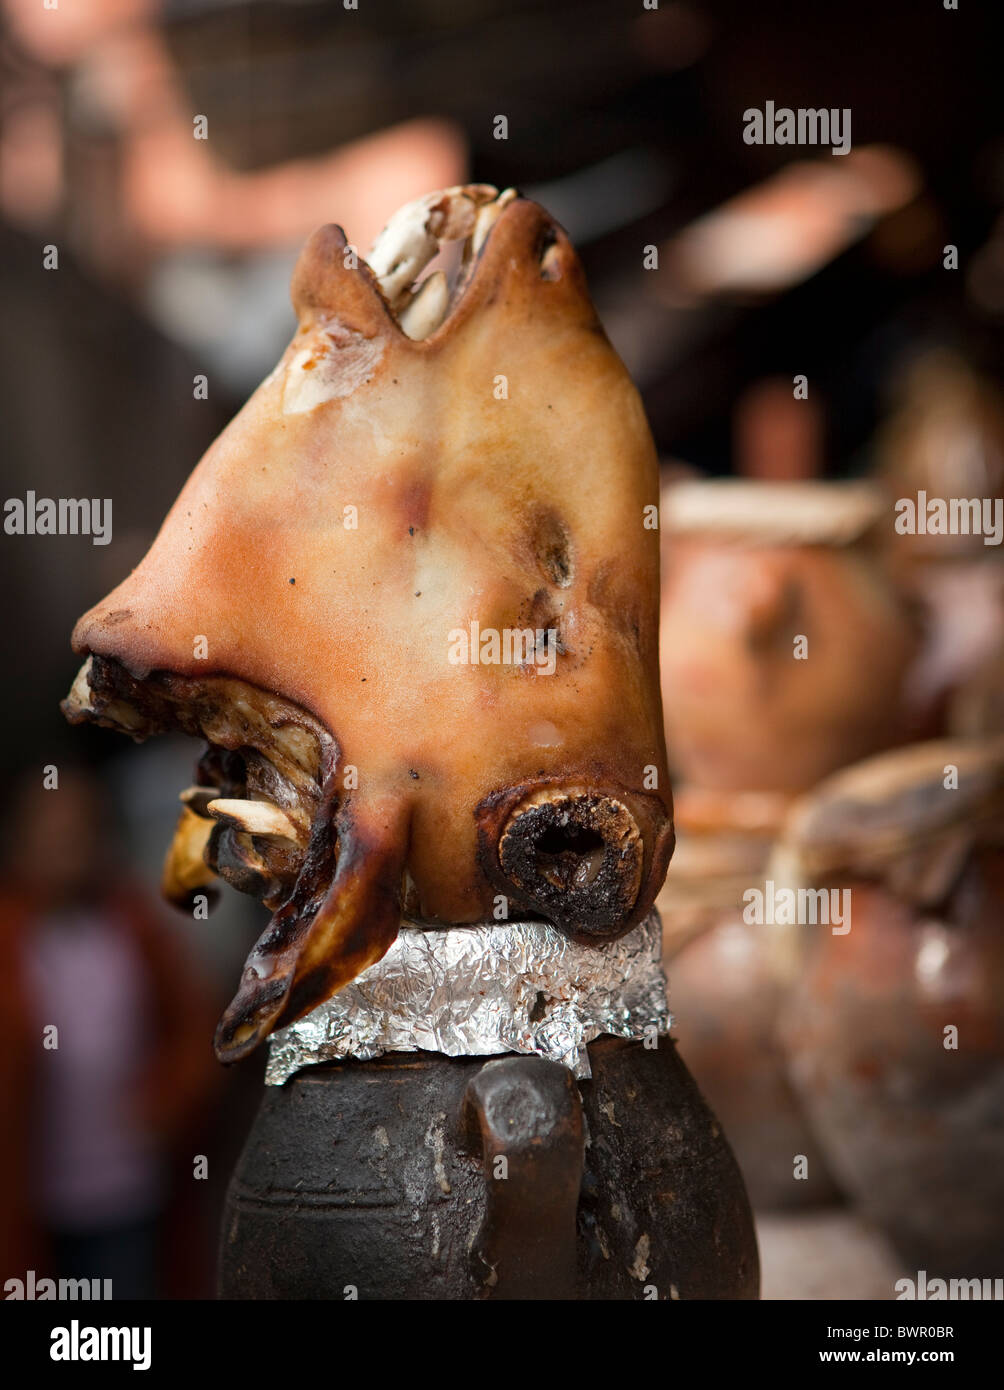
[265,910,670,1085]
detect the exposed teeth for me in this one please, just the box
[469,187,517,258]
[66,655,96,716]
[162,806,217,906]
[63,655,329,936]
[398,271,449,341]
[367,183,498,305]
[365,185,519,338]
[207,797,303,843]
[63,653,146,733]
[180,785,222,817]
[221,831,271,878]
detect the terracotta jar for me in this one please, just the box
[659,479,922,791]
[657,479,921,1209]
[658,786,840,1210]
[775,738,1004,1273]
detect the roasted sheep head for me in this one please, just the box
[63,185,673,1062]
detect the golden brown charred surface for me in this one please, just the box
[64,188,672,1058]
[214,797,410,1062]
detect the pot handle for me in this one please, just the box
[463,1056,584,1299]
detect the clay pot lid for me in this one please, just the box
[658,787,793,937]
[666,785,794,884]
[778,736,1004,874]
[673,784,795,838]
[661,478,883,547]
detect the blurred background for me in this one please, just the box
[1,0,1002,1299]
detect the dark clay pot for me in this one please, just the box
[779,855,1004,1275]
[219,1037,759,1300]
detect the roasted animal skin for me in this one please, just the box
[64,187,673,1062]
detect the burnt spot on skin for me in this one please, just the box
[397,476,431,537]
[214,975,291,1056]
[523,587,560,629]
[215,797,410,1061]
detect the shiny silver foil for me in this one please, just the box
[265,910,670,1085]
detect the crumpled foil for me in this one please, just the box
[265,910,670,1084]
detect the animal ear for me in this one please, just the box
[290,223,399,335]
[448,197,599,337]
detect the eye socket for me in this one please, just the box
[534,512,574,589]
[536,225,562,281]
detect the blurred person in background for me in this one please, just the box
[0,0,469,750]
[0,763,217,1297]
[0,0,467,331]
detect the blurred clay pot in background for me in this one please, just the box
[658,786,841,1210]
[775,738,1004,1273]
[876,352,1004,569]
[658,477,922,1210]
[951,651,1004,741]
[659,479,922,793]
[875,352,1004,737]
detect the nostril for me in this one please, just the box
[496,789,644,937]
[534,825,605,889]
